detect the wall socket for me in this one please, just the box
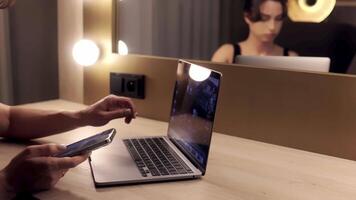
[110,73,145,99]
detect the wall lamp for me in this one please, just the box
[288,0,336,23]
[72,39,100,67]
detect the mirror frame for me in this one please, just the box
[112,0,118,53]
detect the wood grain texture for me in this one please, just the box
[2,100,356,199]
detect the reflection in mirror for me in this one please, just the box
[189,64,211,82]
[115,0,221,61]
[114,0,356,74]
[118,40,129,56]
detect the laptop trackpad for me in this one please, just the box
[89,137,142,185]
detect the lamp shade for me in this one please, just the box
[288,0,336,23]
[72,39,100,66]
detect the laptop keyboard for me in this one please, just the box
[123,137,194,177]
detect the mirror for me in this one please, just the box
[113,0,356,74]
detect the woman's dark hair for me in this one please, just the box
[244,0,288,22]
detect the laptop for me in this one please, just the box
[235,55,330,73]
[89,60,222,186]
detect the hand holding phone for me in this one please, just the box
[55,128,116,157]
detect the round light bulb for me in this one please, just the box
[72,39,100,66]
[189,64,211,82]
[118,40,129,56]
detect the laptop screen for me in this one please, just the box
[168,60,221,173]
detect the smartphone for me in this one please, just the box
[55,128,116,157]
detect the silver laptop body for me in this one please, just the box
[235,55,330,73]
[89,60,222,186]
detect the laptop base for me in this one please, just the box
[89,136,202,187]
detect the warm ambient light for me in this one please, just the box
[288,0,336,23]
[189,64,211,82]
[118,40,129,56]
[72,39,100,66]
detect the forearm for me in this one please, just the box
[0,95,136,139]
[3,107,86,140]
[0,104,10,137]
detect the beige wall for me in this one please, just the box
[58,0,84,103]
[0,10,13,104]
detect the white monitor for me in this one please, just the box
[235,56,330,73]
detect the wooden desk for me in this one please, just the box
[1,100,356,199]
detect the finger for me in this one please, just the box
[125,116,132,124]
[41,169,69,189]
[104,108,134,121]
[58,169,69,178]
[124,98,137,118]
[51,169,68,183]
[60,169,69,175]
[111,96,137,118]
[23,144,66,157]
[52,153,89,170]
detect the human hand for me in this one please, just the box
[0,144,88,193]
[79,95,137,127]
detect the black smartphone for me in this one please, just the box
[55,128,116,157]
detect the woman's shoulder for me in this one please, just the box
[220,43,235,50]
[211,43,235,63]
[288,50,299,56]
[214,43,236,55]
[284,47,298,56]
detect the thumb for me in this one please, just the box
[23,144,66,157]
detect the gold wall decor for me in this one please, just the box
[288,0,336,23]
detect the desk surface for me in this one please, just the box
[1,100,356,199]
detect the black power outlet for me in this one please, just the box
[110,73,145,99]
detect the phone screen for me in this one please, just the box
[55,128,116,157]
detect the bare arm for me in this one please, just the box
[0,103,10,137]
[211,44,234,64]
[1,106,82,139]
[289,50,299,56]
[0,95,136,140]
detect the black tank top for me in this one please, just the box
[232,44,290,63]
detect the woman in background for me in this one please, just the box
[212,0,298,64]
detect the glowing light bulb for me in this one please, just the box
[189,64,211,82]
[118,40,129,56]
[72,39,100,66]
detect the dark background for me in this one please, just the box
[8,0,59,105]
[219,1,356,74]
